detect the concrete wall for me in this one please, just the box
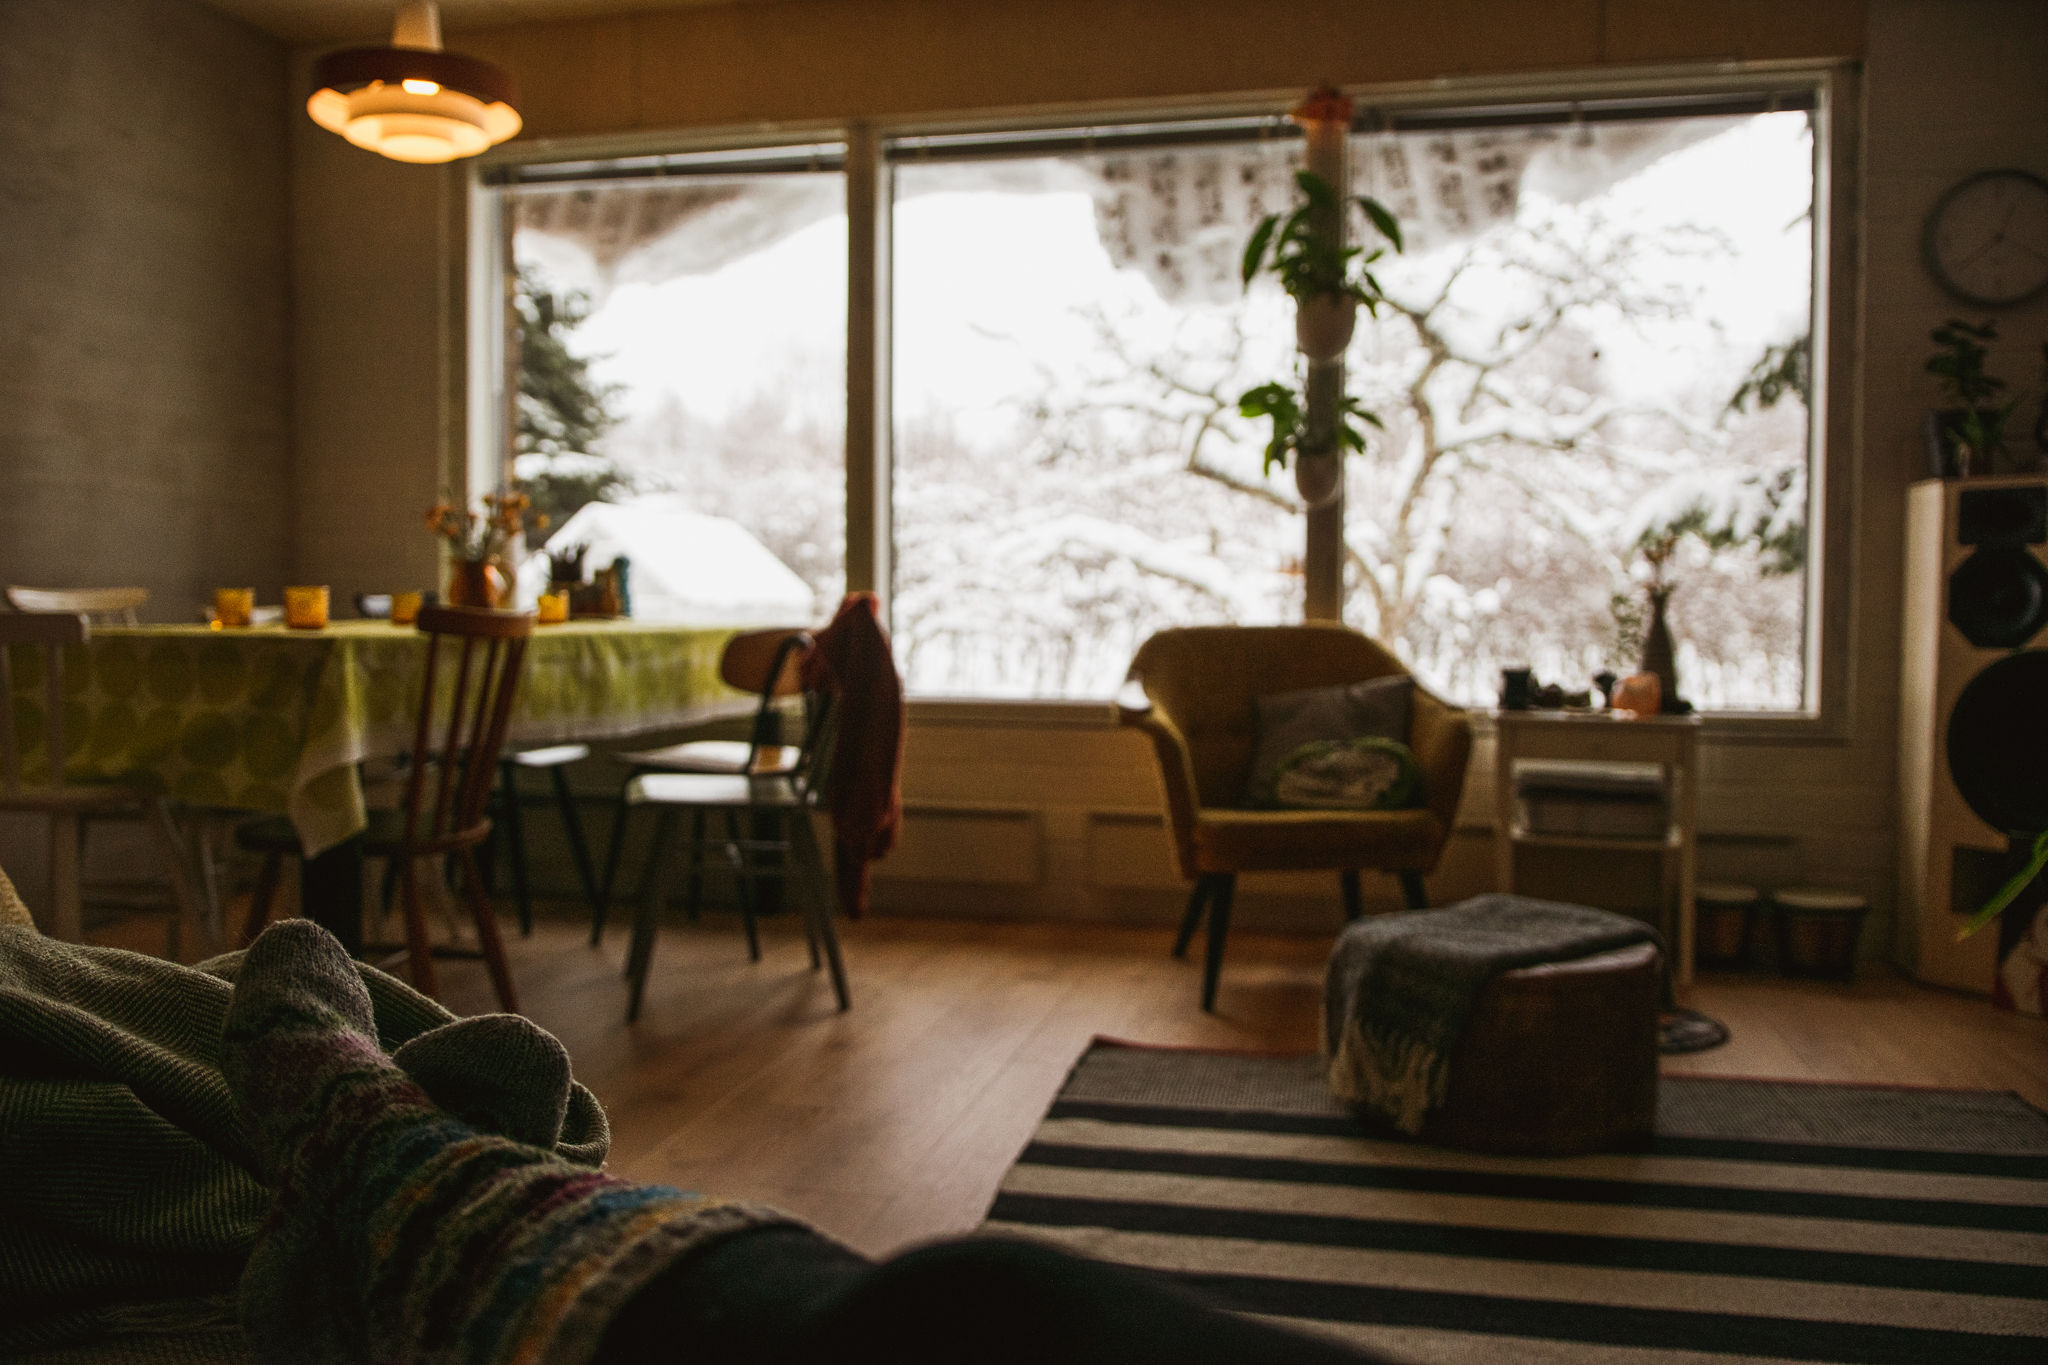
[287,0,2048,965]
[0,0,291,619]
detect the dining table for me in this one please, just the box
[4,617,754,951]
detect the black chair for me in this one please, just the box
[594,628,812,946]
[612,633,849,1021]
[489,743,602,935]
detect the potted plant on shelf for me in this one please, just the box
[426,490,544,608]
[1924,318,2014,478]
[1241,169,1404,361]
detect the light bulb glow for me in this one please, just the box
[402,78,440,95]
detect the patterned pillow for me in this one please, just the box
[1247,676,1414,807]
[1270,736,1421,810]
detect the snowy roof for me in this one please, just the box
[539,498,816,625]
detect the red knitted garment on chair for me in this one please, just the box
[802,593,905,917]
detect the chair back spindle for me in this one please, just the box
[401,607,533,851]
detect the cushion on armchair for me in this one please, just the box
[1246,675,1415,807]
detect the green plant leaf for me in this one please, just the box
[1356,194,1404,252]
[1956,828,2048,941]
[1241,216,1278,288]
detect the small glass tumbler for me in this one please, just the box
[284,586,330,630]
[391,591,424,626]
[537,590,570,625]
[213,588,255,629]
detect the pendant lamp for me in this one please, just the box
[307,1,521,164]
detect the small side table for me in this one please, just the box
[1492,711,1703,986]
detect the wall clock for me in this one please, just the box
[1923,169,2048,307]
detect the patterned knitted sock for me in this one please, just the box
[394,1015,572,1148]
[222,919,789,1365]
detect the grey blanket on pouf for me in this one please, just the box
[1324,894,1660,1133]
[0,903,608,1360]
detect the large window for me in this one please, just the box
[888,100,1818,709]
[493,148,847,625]
[481,84,1826,716]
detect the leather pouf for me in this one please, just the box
[1422,940,1662,1155]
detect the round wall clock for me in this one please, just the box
[1923,169,2048,307]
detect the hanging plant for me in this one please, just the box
[1237,378,1382,475]
[1241,169,1404,328]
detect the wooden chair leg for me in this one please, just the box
[1172,877,1215,959]
[592,779,636,947]
[1340,869,1364,922]
[788,811,850,1010]
[1399,871,1430,910]
[685,809,709,922]
[396,856,437,999]
[48,812,83,942]
[241,852,283,946]
[457,847,519,1013]
[496,761,534,938]
[548,765,602,922]
[146,798,210,962]
[626,808,678,1021]
[729,812,761,963]
[1201,874,1236,1013]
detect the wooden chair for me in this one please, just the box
[488,742,602,936]
[238,606,534,1010]
[618,642,848,1021]
[0,613,210,953]
[7,585,148,626]
[1118,624,1474,1010]
[593,627,811,945]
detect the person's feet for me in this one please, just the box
[394,1015,572,1150]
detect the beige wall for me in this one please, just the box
[291,0,2048,956]
[0,0,291,619]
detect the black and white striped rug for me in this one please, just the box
[982,1041,2048,1365]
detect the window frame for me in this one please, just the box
[465,63,1857,740]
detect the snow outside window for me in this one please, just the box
[504,168,848,626]
[890,111,1816,709]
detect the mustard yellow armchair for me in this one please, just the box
[1117,625,1474,1009]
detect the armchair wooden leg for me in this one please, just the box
[1399,871,1430,910]
[1173,877,1216,959]
[1200,874,1236,1013]
[1340,870,1364,923]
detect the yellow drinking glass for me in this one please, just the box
[284,586,330,630]
[537,590,570,625]
[213,588,255,629]
[391,590,424,625]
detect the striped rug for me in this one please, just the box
[982,1042,2048,1365]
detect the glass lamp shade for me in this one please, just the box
[307,44,520,164]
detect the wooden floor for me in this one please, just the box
[93,902,2048,1259]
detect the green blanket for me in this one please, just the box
[0,921,609,1357]
[1323,894,1660,1133]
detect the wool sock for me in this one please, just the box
[222,919,789,1365]
[393,1014,572,1149]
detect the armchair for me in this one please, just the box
[1117,624,1473,1009]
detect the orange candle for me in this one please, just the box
[537,590,570,624]
[213,588,255,628]
[284,586,330,630]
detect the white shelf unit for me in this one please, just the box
[1491,711,1702,986]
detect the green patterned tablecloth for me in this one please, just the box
[3,621,748,855]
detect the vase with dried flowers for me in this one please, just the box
[425,491,544,609]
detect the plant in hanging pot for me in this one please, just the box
[1923,318,2015,478]
[1237,376,1382,509]
[425,490,544,608]
[1241,169,1404,362]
